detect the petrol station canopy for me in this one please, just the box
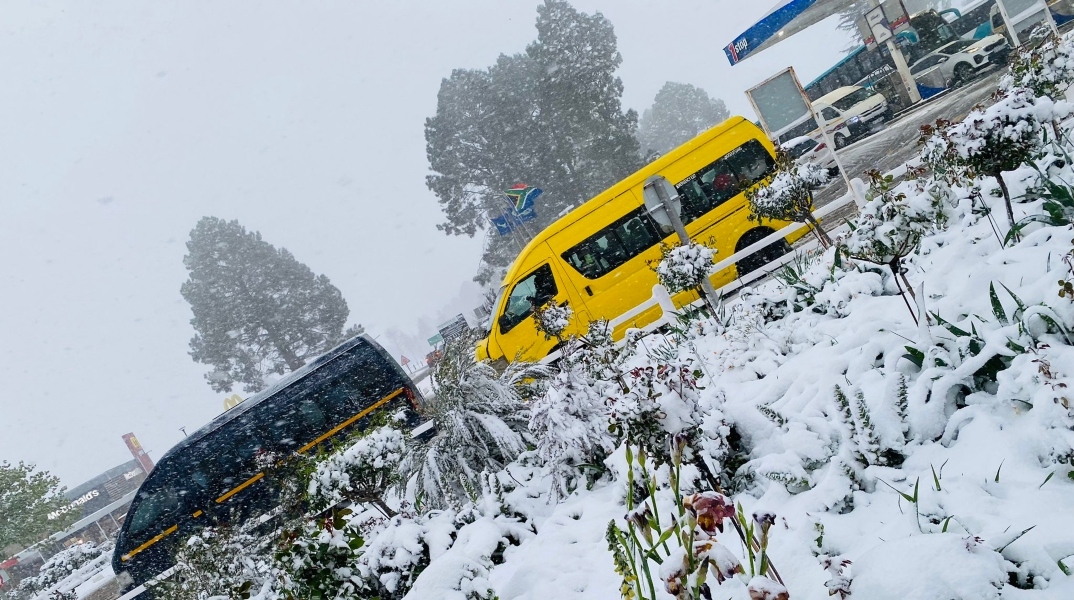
[725,0,863,65]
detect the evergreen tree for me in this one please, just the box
[181,217,361,393]
[0,461,71,551]
[425,0,642,284]
[637,82,729,156]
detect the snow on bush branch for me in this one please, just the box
[652,241,717,294]
[746,151,832,247]
[309,425,406,517]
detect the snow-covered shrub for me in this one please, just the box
[746,151,833,247]
[608,358,703,465]
[1001,32,1074,99]
[308,426,406,517]
[842,171,939,322]
[15,542,111,599]
[149,525,269,600]
[402,337,547,510]
[921,88,1067,230]
[532,299,573,341]
[273,507,367,600]
[529,357,616,499]
[651,241,716,294]
[353,510,464,599]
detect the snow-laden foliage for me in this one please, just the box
[273,507,366,600]
[149,526,269,600]
[842,171,941,268]
[529,353,617,499]
[532,300,573,341]
[653,242,717,295]
[920,88,1071,227]
[746,154,832,246]
[0,461,71,551]
[402,337,547,510]
[1001,32,1074,99]
[308,426,406,517]
[15,542,111,599]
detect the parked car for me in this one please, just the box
[780,135,837,175]
[811,86,892,149]
[910,34,1011,88]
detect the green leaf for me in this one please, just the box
[1040,471,1055,489]
[999,283,1027,320]
[990,283,1009,326]
[941,516,953,533]
[878,478,917,504]
[995,459,1004,483]
[903,346,925,368]
[931,464,942,492]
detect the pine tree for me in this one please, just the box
[638,82,729,157]
[425,0,642,284]
[181,217,361,393]
[0,461,71,551]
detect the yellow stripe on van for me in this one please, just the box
[296,388,404,454]
[216,472,265,504]
[120,524,178,561]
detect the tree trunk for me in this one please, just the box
[266,327,305,371]
[994,171,1018,242]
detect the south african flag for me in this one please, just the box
[504,184,543,213]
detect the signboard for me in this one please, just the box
[745,67,813,140]
[996,0,1055,45]
[438,314,470,342]
[866,6,893,45]
[223,394,243,411]
[427,332,444,347]
[858,0,911,50]
[47,460,147,521]
[122,432,155,475]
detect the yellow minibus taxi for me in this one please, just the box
[476,116,810,366]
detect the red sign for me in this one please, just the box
[122,433,155,474]
[400,355,411,366]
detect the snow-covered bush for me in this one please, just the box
[308,426,406,518]
[842,171,939,322]
[529,358,616,499]
[149,525,269,600]
[273,507,367,600]
[652,241,716,294]
[608,357,704,466]
[1001,32,1074,99]
[746,152,832,247]
[15,542,111,599]
[402,337,547,510]
[531,299,573,341]
[920,88,1064,229]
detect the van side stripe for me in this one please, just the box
[297,388,404,454]
[120,525,178,562]
[215,472,265,504]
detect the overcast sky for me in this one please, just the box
[0,0,855,487]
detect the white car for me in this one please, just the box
[812,86,892,149]
[781,135,837,174]
[910,34,1011,88]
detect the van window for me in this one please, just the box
[500,264,557,332]
[992,11,1004,29]
[676,139,775,223]
[128,483,179,536]
[562,207,663,279]
[820,107,840,121]
[831,88,875,111]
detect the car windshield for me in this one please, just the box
[831,88,876,111]
[783,138,817,159]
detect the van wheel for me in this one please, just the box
[834,134,848,150]
[736,229,792,279]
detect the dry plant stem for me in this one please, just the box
[889,260,919,325]
[804,211,832,248]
